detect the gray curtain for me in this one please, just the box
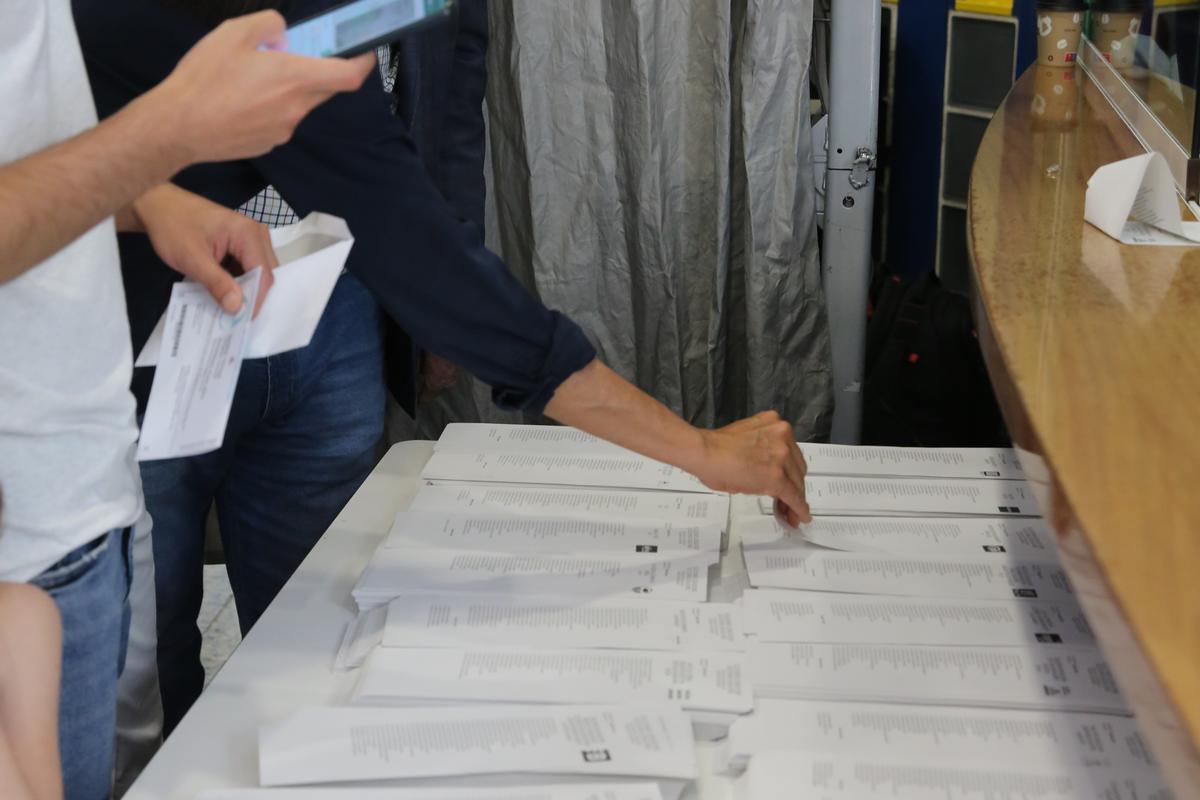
[394,0,831,442]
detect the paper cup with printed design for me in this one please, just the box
[1035,1,1085,67]
[1091,0,1144,71]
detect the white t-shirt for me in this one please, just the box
[0,0,142,581]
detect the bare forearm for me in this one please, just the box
[545,359,812,523]
[0,89,189,283]
[544,360,708,475]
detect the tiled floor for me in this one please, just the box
[199,565,241,686]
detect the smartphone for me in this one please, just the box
[285,0,455,58]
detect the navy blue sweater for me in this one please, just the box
[74,0,595,415]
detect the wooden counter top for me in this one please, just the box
[969,65,1200,796]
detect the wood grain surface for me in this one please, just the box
[969,64,1200,797]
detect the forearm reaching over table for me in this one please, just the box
[546,360,812,525]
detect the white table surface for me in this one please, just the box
[126,441,756,800]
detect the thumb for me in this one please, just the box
[235,10,287,50]
[183,250,243,314]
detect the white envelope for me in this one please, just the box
[135,212,353,366]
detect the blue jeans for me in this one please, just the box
[141,274,386,734]
[31,529,131,800]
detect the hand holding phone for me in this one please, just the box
[286,0,454,58]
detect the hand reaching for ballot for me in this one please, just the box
[122,184,278,316]
[695,411,812,526]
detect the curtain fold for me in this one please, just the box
[404,0,831,440]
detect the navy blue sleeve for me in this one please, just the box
[256,67,594,413]
[430,0,489,229]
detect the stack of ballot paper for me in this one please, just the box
[422,424,715,493]
[377,594,745,652]
[721,699,1163,775]
[351,548,716,610]
[257,704,698,797]
[758,475,1039,517]
[733,750,1173,800]
[201,786,667,800]
[746,641,1128,714]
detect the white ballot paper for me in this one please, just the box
[436,423,623,455]
[795,515,1057,559]
[741,539,1073,601]
[757,476,1039,516]
[742,589,1095,647]
[723,699,1163,775]
[353,647,752,715]
[748,642,1127,714]
[353,548,713,609]
[200,785,665,800]
[381,594,744,652]
[421,451,711,494]
[799,443,1024,479]
[136,213,353,366]
[411,483,729,530]
[258,704,698,787]
[384,512,721,556]
[735,751,1171,800]
[137,268,262,461]
[1085,151,1200,246]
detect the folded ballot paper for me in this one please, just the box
[1085,151,1200,246]
[379,594,745,652]
[352,548,715,610]
[756,476,1039,517]
[352,645,751,714]
[747,641,1127,714]
[798,444,1024,480]
[721,699,1164,776]
[135,213,354,367]
[383,512,723,557]
[741,588,1095,648]
[200,785,665,800]
[257,704,698,792]
[733,751,1172,800]
[741,537,1074,601]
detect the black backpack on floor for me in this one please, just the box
[861,271,1009,447]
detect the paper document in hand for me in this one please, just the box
[741,538,1073,601]
[794,515,1057,559]
[742,588,1094,646]
[353,548,713,609]
[258,704,698,787]
[1085,152,1200,246]
[724,699,1162,775]
[748,642,1127,714]
[769,476,1039,516]
[137,268,262,461]
[135,213,353,366]
[200,786,665,800]
[735,751,1171,800]
[353,647,752,714]
[411,483,729,529]
[381,594,744,652]
[384,512,721,556]
[421,451,711,494]
[798,443,1024,479]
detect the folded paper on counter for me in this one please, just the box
[1085,152,1200,246]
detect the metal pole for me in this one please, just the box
[823,0,881,443]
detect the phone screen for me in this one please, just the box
[286,0,452,58]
